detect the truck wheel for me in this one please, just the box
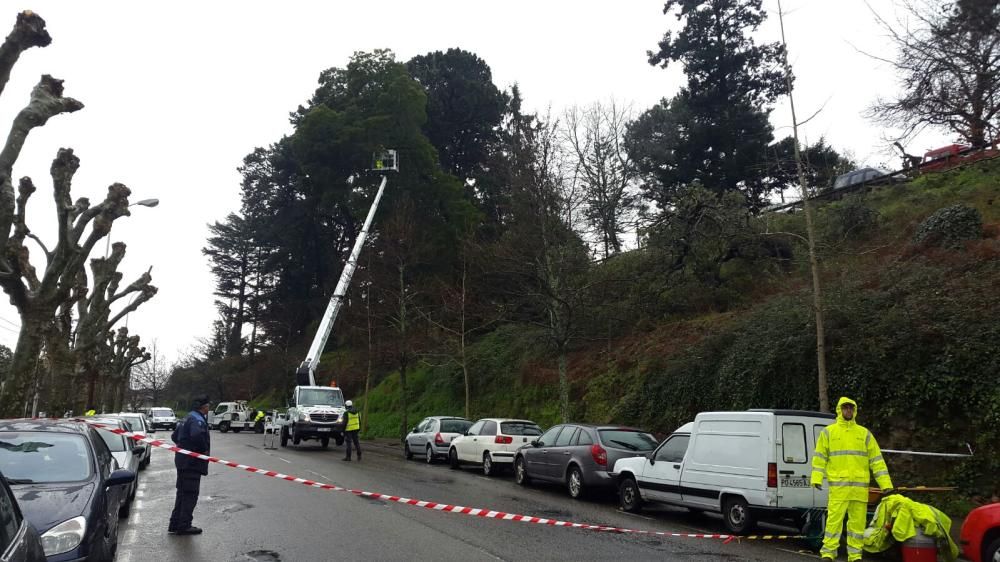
[321,437,330,449]
[619,476,642,513]
[984,537,1000,562]
[280,426,288,447]
[219,421,230,433]
[335,435,344,446]
[722,496,755,534]
[292,427,301,445]
[404,442,413,460]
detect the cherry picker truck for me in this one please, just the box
[276,151,397,448]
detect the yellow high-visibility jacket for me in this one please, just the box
[811,396,893,502]
[345,409,360,432]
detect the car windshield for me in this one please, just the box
[500,422,542,436]
[119,416,145,431]
[440,420,472,433]
[151,409,173,417]
[0,432,92,483]
[598,429,659,451]
[298,388,344,407]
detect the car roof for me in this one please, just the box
[553,423,649,432]
[0,419,92,434]
[748,409,836,420]
[476,418,537,424]
[429,416,469,421]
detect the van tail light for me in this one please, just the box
[495,435,513,444]
[591,444,608,466]
[434,432,445,445]
[767,463,778,488]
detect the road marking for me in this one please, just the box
[134,500,143,510]
[131,512,141,524]
[773,546,819,558]
[620,511,657,522]
[307,470,332,481]
[123,529,138,546]
[136,490,145,498]
[277,457,291,464]
[118,550,132,562]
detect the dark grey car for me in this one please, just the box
[0,472,46,562]
[513,424,658,499]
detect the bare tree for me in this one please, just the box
[869,0,1000,147]
[0,13,150,414]
[131,339,168,408]
[563,100,640,258]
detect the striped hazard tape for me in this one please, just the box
[75,418,809,544]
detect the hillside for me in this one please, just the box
[358,159,1000,504]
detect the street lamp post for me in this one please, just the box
[106,198,159,258]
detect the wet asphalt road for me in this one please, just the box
[114,431,829,562]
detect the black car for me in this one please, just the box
[0,471,46,561]
[0,420,135,561]
[514,424,658,499]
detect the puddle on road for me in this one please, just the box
[241,550,281,562]
[221,501,254,513]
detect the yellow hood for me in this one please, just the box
[836,396,858,425]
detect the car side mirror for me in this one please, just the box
[531,440,541,447]
[647,452,656,465]
[131,446,144,455]
[107,469,135,488]
[411,427,418,434]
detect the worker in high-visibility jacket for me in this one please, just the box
[342,400,361,461]
[811,397,894,561]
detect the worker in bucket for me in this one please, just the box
[342,400,361,461]
[811,397,894,561]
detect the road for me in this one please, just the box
[115,431,826,562]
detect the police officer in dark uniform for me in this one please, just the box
[169,397,211,535]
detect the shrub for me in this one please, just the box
[913,204,983,248]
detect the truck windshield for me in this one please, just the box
[298,389,344,407]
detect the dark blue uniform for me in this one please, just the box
[169,408,210,533]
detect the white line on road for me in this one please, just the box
[133,500,143,511]
[123,529,138,546]
[117,550,131,562]
[619,511,657,522]
[307,469,332,481]
[773,546,819,558]
[136,490,145,498]
[277,457,291,464]
[131,512,141,524]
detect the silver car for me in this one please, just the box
[91,418,143,517]
[404,417,472,464]
[112,413,152,470]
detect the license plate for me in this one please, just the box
[318,428,331,432]
[781,477,809,488]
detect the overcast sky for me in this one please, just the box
[0,1,952,363]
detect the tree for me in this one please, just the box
[628,0,787,208]
[204,213,255,357]
[131,339,168,408]
[564,101,640,258]
[406,49,508,181]
[767,136,855,195]
[870,0,1000,147]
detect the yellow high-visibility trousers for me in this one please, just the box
[821,499,867,561]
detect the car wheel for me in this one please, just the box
[321,437,329,449]
[985,536,1000,562]
[425,445,435,464]
[482,452,494,477]
[449,448,460,470]
[219,421,230,433]
[280,426,289,447]
[567,465,585,499]
[404,442,413,460]
[514,456,530,486]
[619,476,642,513]
[722,496,755,534]
[292,425,301,445]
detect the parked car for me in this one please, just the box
[0,471,46,562]
[612,409,835,533]
[109,413,152,470]
[832,167,894,190]
[90,418,143,517]
[448,418,542,476]
[0,419,135,561]
[514,424,658,499]
[146,407,177,430]
[404,417,472,464]
[960,502,1000,562]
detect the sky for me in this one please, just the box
[0,1,954,363]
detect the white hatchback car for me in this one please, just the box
[448,418,542,476]
[404,416,472,464]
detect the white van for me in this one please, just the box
[611,409,835,533]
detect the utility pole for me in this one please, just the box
[778,0,830,412]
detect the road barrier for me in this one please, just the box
[76,419,809,544]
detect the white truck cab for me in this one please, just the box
[208,401,263,433]
[277,386,347,448]
[612,409,835,534]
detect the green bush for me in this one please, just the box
[912,204,983,248]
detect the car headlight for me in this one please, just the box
[299,413,310,423]
[41,516,86,556]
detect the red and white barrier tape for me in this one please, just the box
[67,418,803,543]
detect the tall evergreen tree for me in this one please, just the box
[627,0,787,208]
[203,213,255,357]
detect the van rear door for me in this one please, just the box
[776,419,814,508]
